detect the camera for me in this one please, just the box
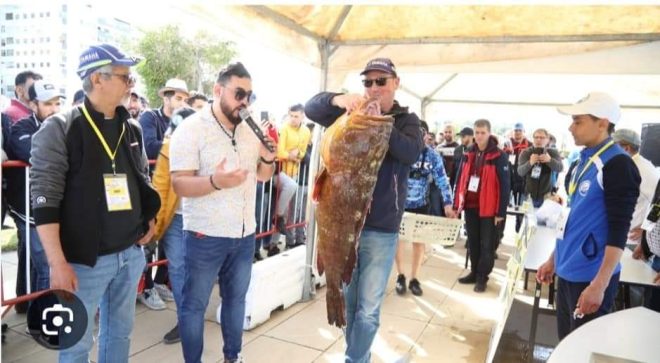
[42,304,74,336]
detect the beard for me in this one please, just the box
[220,97,242,126]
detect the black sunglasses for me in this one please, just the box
[362,77,394,88]
[226,87,256,104]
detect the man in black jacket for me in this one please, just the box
[7,80,64,296]
[30,44,160,360]
[305,57,423,363]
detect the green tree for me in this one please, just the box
[134,25,235,107]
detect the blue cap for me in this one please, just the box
[360,57,397,77]
[76,44,142,79]
[513,122,525,131]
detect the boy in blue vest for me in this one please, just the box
[537,92,641,340]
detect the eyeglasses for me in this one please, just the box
[226,86,256,104]
[362,77,394,88]
[101,72,136,86]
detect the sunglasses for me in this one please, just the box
[226,87,256,104]
[362,77,394,88]
[101,72,136,86]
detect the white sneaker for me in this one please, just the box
[138,288,166,310]
[154,283,175,302]
[223,354,244,363]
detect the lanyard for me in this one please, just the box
[568,140,614,197]
[81,105,126,175]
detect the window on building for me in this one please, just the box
[5,13,13,20]
[31,13,35,19]
[31,62,35,68]
[6,37,13,44]
[46,62,50,67]
[46,12,50,17]
[23,13,27,19]
[40,62,43,67]
[1,25,4,33]
[39,12,43,18]
[23,63,27,68]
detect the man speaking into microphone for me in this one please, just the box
[169,62,277,363]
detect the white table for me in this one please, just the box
[548,307,660,363]
[619,248,658,308]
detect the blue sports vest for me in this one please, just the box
[555,138,627,282]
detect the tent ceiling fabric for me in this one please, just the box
[268,5,660,42]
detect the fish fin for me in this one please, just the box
[317,253,325,276]
[312,167,328,202]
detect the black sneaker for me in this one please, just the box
[409,278,423,296]
[253,252,263,262]
[395,274,407,295]
[266,245,280,257]
[163,324,181,344]
[458,272,477,284]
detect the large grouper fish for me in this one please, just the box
[312,98,395,328]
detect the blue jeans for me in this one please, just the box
[160,214,185,314]
[343,229,398,363]
[179,232,254,363]
[255,183,272,250]
[59,244,145,363]
[12,219,50,294]
[28,226,50,292]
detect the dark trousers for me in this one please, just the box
[556,273,620,341]
[512,190,525,232]
[464,208,496,278]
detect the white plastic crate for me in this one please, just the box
[216,245,306,330]
[399,212,463,246]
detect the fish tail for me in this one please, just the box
[326,284,347,328]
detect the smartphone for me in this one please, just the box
[260,111,269,122]
[532,147,546,155]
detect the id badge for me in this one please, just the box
[531,164,542,179]
[103,174,132,212]
[468,176,480,192]
[556,207,571,240]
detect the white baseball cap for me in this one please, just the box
[557,92,621,125]
[28,80,65,102]
[158,78,189,98]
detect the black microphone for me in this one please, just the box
[239,108,274,152]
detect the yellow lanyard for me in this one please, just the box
[81,105,126,175]
[568,140,614,197]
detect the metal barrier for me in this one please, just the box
[0,158,310,315]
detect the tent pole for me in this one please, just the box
[301,40,331,302]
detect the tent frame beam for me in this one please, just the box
[428,98,660,110]
[331,33,660,46]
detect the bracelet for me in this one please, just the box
[209,175,222,190]
[260,156,275,165]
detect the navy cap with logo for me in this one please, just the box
[360,57,397,77]
[457,127,474,136]
[76,44,143,79]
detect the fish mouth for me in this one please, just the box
[360,97,382,116]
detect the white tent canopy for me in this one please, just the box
[186,4,660,125]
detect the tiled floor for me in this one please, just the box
[1,224,521,363]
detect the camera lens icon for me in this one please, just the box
[42,304,74,336]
